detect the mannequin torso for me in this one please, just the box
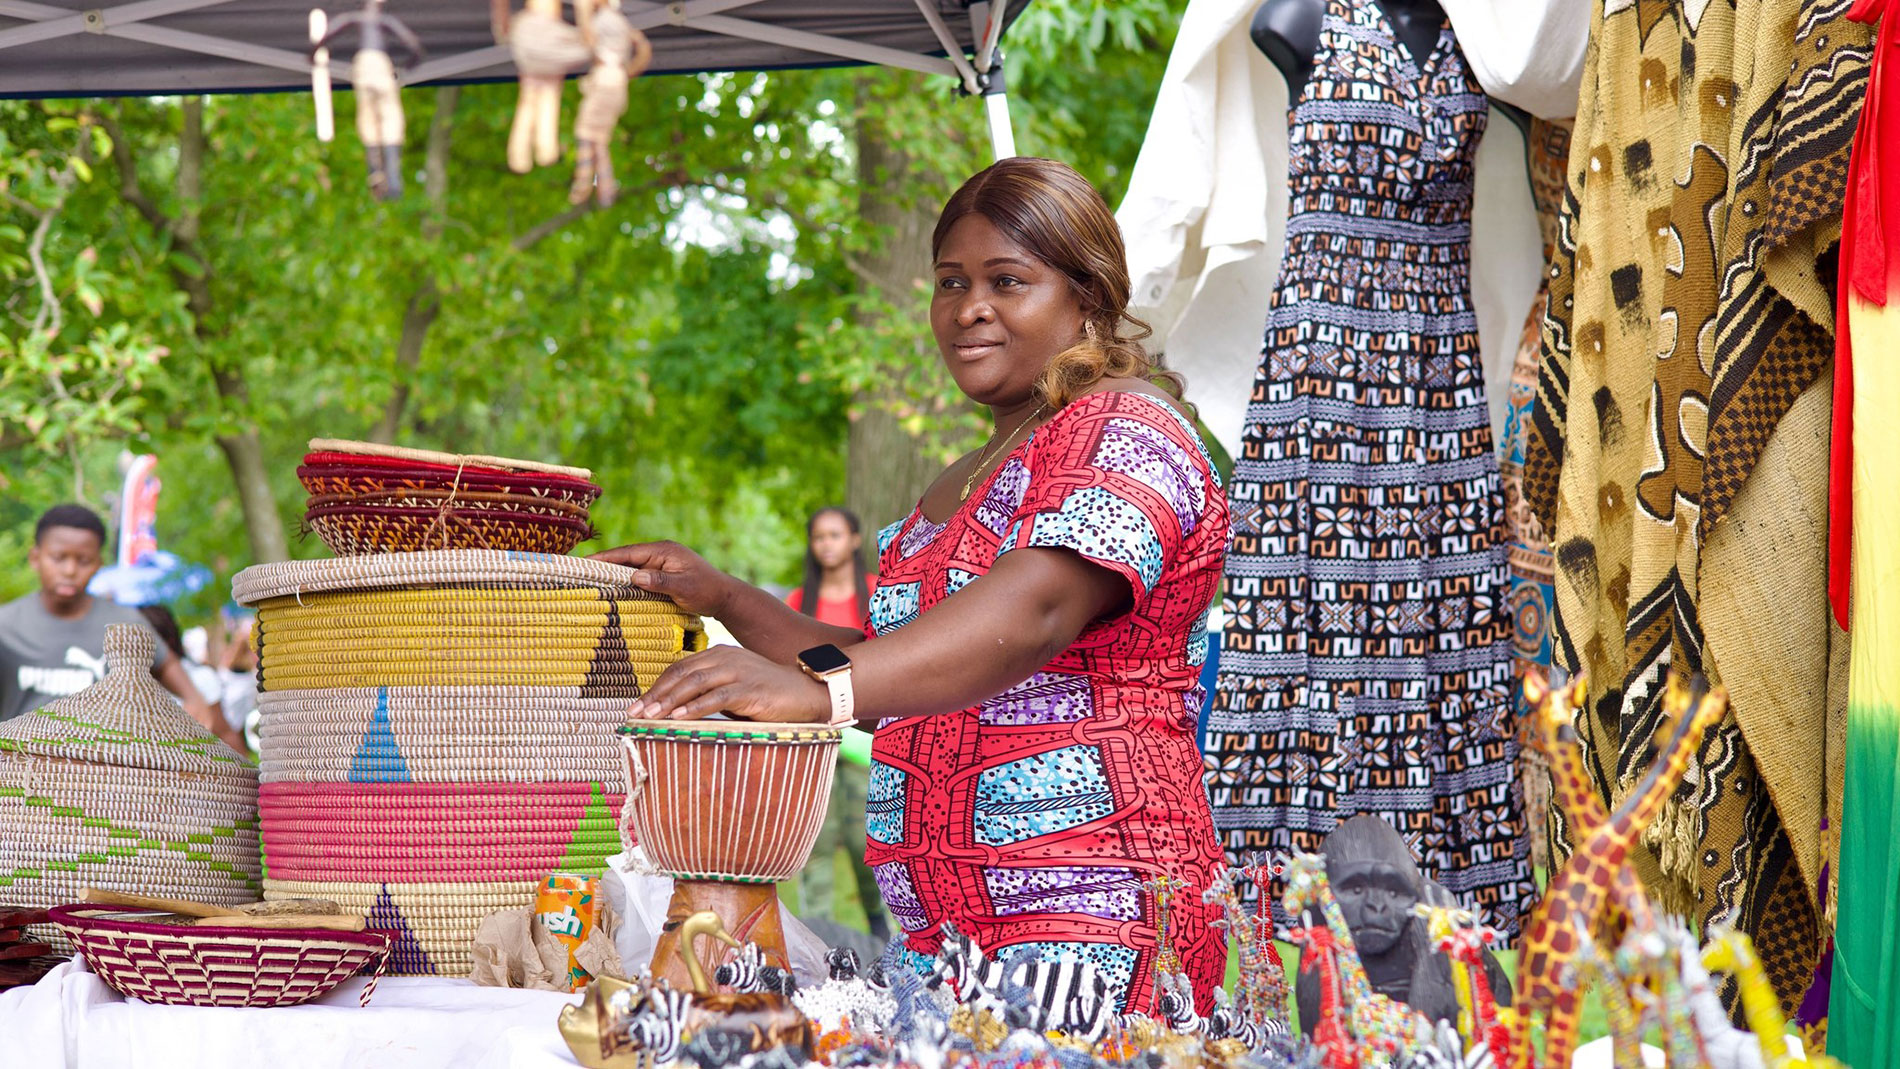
[1252,0,1445,98]
[1249,0,1531,134]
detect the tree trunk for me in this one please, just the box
[845,80,949,536]
[181,97,289,563]
[217,425,290,564]
[372,86,458,444]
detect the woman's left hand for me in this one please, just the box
[628,646,831,724]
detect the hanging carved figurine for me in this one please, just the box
[492,0,593,175]
[309,0,424,199]
[569,0,651,206]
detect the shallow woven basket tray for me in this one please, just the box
[304,505,595,557]
[52,905,389,1008]
[305,439,593,481]
[306,487,594,520]
[298,463,603,506]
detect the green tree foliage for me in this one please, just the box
[0,0,1184,616]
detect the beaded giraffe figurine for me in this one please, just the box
[1565,926,1646,1069]
[1618,921,1711,1069]
[1419,903,1509,1057]
[1203,863,1291,1032]
[1512,672,1728,1069]
[1143,874,1191,987]
[1702,928,1845,1068]
[1285,915,1357,1069]
[1281,853,1431,1067]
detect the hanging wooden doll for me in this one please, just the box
[569,0,652,206]
[309,0,424,200]
[493,0,592,175]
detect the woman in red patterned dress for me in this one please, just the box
[596,157,1228,1013]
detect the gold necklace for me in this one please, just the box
[960,404,1047,501]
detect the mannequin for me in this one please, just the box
[1251,0,1531,133]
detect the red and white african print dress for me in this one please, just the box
[863,390,1229,1014]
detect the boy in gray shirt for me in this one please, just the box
[0,505,245,754]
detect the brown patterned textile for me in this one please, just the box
[1525,0,1868,1015]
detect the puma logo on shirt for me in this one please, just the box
[15,645,111,701]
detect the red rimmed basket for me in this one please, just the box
[49,904,391,1008]
[298,464,603,507]
[303,503,596,556]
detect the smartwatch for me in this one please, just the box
[796,644,855,726]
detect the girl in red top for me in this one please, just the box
[785,507,871,630]
[785,505,890,938]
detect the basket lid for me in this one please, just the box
[0,625,256,781]
[306,439,593,481]
[231,549,664,605]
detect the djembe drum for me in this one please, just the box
[616,719,842,987]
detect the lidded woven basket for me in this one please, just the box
[0,625,262,952]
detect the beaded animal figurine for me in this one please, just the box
[1565,927,1645,1069]
[1281,853,1431,1067]
[1205,862,1291,1034]
[1420,904,1509,1058]
[1701,928,1844,1068]
[1286,913,1357,1069]
[1619,921,1712,1069]
[1513,673,1727,1069]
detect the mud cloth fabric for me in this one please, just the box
[1829,1,1900,1061]
[1201,0,1532,940]
[864,390,1230,1016]
[1526,0,1870,1016]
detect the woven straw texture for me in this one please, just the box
[306,439,594,480]
[256,686,629,785]
[304,505,596,557]
[1,626,261,953]
[240,549,695,976]
[262,879,536,976]
[618,721,840,882]
[299,467,602,508]
[259,780,623,882]
[52,904,388,1008]
[251,584,703,695]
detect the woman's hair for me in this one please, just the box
[932,156,1187,410]
[798,506,871,620]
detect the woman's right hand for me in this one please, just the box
[589,541,736,618]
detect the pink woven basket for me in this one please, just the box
[50,904,391,1008]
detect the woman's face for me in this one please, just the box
[930,213,1087,410]
[809,512,859,571]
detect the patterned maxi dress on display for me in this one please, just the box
[1202,0,1533,937]
[864,390,1230,1015]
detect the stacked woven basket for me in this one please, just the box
[0,626,261,954]
[241,442,702,976]
[299,439,603,557]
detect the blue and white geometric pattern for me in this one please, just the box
[866,760,908,844]
[1004,486,1165,595]
[869,581,922,634]
[972,745,1114,846]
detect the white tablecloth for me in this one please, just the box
[0,958,588,1069]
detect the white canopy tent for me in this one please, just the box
[0,0,1026,156]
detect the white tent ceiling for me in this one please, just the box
[0,0,1025,100]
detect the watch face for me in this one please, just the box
[798,644,851,675]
